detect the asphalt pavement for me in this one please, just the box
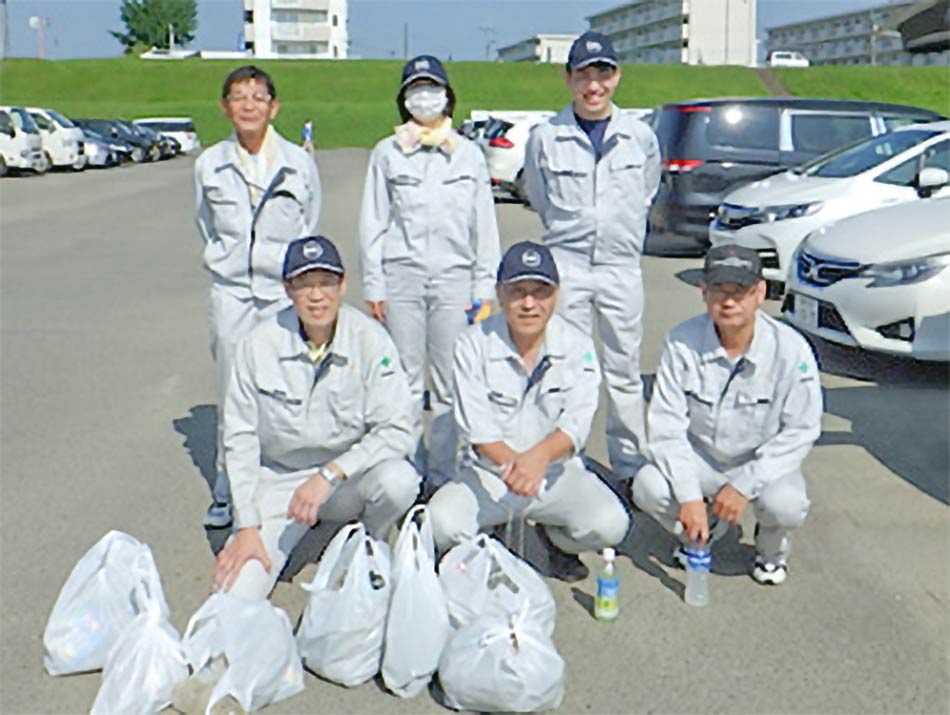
[1,153,947,714]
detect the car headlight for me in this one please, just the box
[758,202,824,222]
[862,253,950,288]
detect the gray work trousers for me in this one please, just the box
[428,457,630,554]
[632,461,810,564]
[228,458,420,601]
[383,265,469,488]
[208,284,288,505]
[553,250,645,478]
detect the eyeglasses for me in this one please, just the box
[503,283,557,301]
[288,273,342,292]
[705,283,757,301]
[225,92,272,105]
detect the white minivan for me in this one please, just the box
[133,117,201,153]
[0,105,45,173]
[768,50,809,68]
[28,107,86,171]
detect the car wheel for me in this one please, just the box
[149,146,161,162]
[35,152,51,174]
[132,147,145,163]
[0,156,7,178]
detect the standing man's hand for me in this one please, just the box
[678,500,709,546]
[502,444,551,498]
[367,300,387,322]
[213,527,272,592]
[288,471,335,526]
[712,484,749,525]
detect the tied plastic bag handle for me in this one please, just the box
[300,523,366,593]
[478,607,529,654]
[395,505,437,574]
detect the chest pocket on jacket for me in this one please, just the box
[263,177,307,233]
[732,389,774,445]
[543,161,589,209]
[609,145,645,196]
[257,385,304,438]
[536,379,568,424]
[685,389,717,439]
[388,172,423,213]
[204,184,243,239]
[442,173,478,216]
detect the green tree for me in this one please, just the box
[111,0,197,54]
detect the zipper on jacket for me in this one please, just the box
[248,167,288,282]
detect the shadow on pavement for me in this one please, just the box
[812,338,950,504]
[674,267,704,287]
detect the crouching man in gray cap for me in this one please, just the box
[633,245,822,586]
[212,236,420,600]
[428,241,630,581]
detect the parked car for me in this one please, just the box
[782,190,950,361]
[133,116,200,153]
[457,118,489,142]
[74,119,150,163]
[767,50,810,68]
[80,127,135,164]
[711,121,950,293]
[28,107,86,171]
[115,120,167,160]
[80,129,120,168]
[0,105,45,173]
[481,111,554,201]
[648,98,943,254]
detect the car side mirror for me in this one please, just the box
[916,167,950,198]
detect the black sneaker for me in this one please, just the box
[531,525,590,583]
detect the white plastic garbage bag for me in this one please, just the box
[438,610,565,713]
[296,523,392,687]
[439,535,556,635]
[180,592,305,714]
[44,530,169,675]
[382,506,451,698]
[90,582,188,715]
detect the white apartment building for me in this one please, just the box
[587,0,756,66]
[243,0,348,59]
[766,2,949,66]
[497,34,578,64]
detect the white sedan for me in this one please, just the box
[710,121,950,291]
[783,194,950,361]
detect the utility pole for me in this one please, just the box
[28,15,47,59]
[479,24,496,61]
[169,23,175,51]
[403,23,409,59]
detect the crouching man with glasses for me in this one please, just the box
[633,245,823,586]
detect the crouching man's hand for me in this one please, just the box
[712,484,749,525]
[678,500,709,547]
[213,527,272,592]
[288,470,335,526]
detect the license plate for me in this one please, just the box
[796,294,819,329]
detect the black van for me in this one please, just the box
[647,97,943,254]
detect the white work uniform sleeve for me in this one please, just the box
[333,337,415,479]
[303,152,322,235]
[357,146,391,302]
[522,129,550,221]
[642,125,662,203]
[453,334,505,447]
[730,349,823,500]
[646,340,706,504]
[471,153,502,300]
[222,338,264,530]
[193,158,214,246]
[554,348,602,453]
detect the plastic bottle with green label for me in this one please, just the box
[594,547,619,621]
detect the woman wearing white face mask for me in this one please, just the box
[358,55,501,491]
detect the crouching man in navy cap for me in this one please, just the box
[212,236,420,601]
[427,242,630,581]
[633,245,822,586]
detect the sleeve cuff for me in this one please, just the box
[728,470,758,500]
[554,423,584,455]
[671,480,703,505]
[233,505,261,530]
[363,283,386,302]
[473,280,496,301]
[333,450,365,481]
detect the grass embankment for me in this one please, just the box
[1,58,946,148]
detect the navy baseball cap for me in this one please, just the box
[567,32,619,71]
[703,244,763,287]
[497,241,560,286]
[400,55,449,89]
[282,236,345,280]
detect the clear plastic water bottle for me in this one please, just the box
[594,547,619,621]
[684,544,711,607]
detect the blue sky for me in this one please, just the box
[6,0,899,60]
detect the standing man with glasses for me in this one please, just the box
[194,65,322,529]
[523,32,661,483]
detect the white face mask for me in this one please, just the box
[404,85,448,122]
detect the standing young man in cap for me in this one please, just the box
[633,245,822,586]
[195,65,322,528]
[359,54,500,490]
[523,31,661,482]
[427,242,630,581]
[212,236,420,600]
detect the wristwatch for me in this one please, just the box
[317,465,341,486]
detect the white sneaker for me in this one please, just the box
[751,556,788,585]
[203,502,233,529]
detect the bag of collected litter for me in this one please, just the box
[382,506,451,698]
[439,535,556,635]
[44,530,169,675]
[178,592,305,714]
[90,581,188,715]
[438,609,565,713]
[296,523,392,687]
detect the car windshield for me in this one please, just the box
[31,112,53,131]
[9,107,39,133]
[803,129,940,178]
[0,112,12,134]
[46,109,76,128]
[138,120,194,132]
